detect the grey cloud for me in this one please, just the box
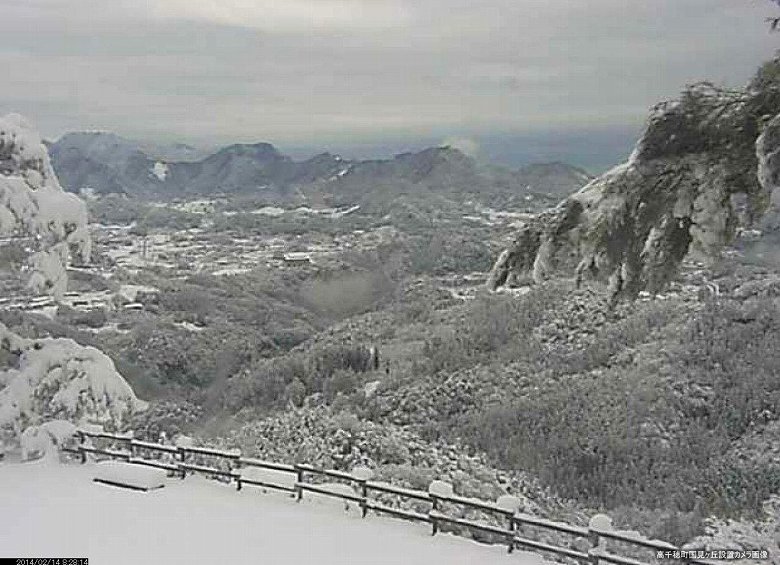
[0,0,777,158]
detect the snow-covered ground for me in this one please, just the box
[0,460,550,565]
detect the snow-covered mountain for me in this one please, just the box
[47,131,591,202]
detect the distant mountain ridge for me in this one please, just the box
[46,131,592,204]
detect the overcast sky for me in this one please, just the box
[1,0,778,170]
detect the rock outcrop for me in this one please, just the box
[489,58,780,302]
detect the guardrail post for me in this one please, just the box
[78,431,87,464]
[430,495,439,536]
[178,447,187,479]
[235,458,243,491]
[358,479,368,518]
[295,465,304,502]
[588,529,601,565]
[507,514,516,554]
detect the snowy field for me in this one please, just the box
[0,460,550,565]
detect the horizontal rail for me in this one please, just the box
[365,502,431,523]
[78,430,132,441]
[297,483,364,505]
[513,513,589,538]
[179,445,241,460]
[238,457,295,473]
[513,536,590,561]
[433,492,514,517]
[591,528,676,552]
[180,462,240,479]
[80,446,131,460]
[130,439,179,454]
[127,457,180,472]
[294,464,356,483]
[240,478,296,493]
[590,530,719,565]
[430,511,513,538]
[589,550,648,565]
[365,481,432,502]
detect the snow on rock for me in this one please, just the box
[118,284,158,302]
[94,460,167,490]
[589,513,613,532]
[588,514,614,553]
[428,480,454,498]
[351,465,374,481]
[0,322,146,445]
[251,206,286,216]
[363,380,381,398]
[0,114,91,298]
[496,494,523,513]
[0,462,551,565]
[151,161,168,182]
[173,434,195,448]
[79,422,105,436]
[757,113,780,195]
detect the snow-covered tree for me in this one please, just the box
[488,57,780,303]
[0,322,147,449]
[0,113,91,298]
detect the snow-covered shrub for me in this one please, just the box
[0,322,146,446]
[496,494,523,513]
[351,465,374,481]
[20,420,77,461]
[0,114,91,298]
[428,480,454,498]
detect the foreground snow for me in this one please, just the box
[0,461,550,565]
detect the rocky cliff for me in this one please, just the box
[489,58,780,302]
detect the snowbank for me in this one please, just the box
[94,461,167,491]
[20,420,77,461]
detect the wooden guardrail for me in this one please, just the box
[67,429,718,565]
